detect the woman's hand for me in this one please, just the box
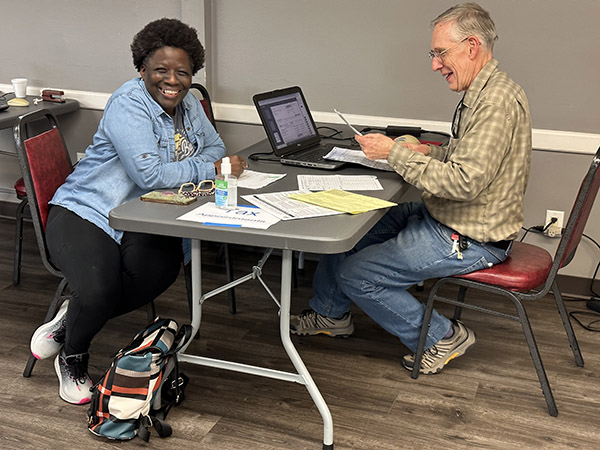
[215,155,248,177]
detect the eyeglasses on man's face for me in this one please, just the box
[428,37,469,63]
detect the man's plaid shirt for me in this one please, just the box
[388,58,532,243]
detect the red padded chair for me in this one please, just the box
[412,147,600,417]
[14,109,75,377]
[14,109,155,377]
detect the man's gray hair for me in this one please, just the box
[432,2,498,49]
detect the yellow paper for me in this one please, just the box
[288,189,396,214]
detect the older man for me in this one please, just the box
[291,3,532,375]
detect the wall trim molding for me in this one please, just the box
[2,84,597,154]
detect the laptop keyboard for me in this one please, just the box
[293,145,329,162]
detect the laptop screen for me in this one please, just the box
[253,86,321,156]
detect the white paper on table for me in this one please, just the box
[242,190,343,220]
[325,147,394,171]
[237,170,286,189]
[176,202,280,229]
[297,174,383,191]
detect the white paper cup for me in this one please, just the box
[11,78,28,98]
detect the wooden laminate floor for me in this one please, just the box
[0,217,599,449]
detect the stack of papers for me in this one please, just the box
[288,189,397,214]
[243,190,342,220]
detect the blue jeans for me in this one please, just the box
[309,201,512,352]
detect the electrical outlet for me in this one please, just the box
[545,209,564,238]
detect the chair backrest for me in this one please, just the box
[554,147,600,270]
[14,109,73,276]
[190,83,217,130]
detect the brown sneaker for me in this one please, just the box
[290,309,354,337]
[402,320,476,374]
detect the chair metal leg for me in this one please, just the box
[411,280,441,379]
[453,285,467,321]
[23,278,69,377]
[223,243,236,314]
[13,199,28,285]
[511,294,558,417]
[146,301,156,323]
[292,251,298,289]
[551,280,584,367]
[413,279,559,416]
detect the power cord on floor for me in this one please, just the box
[566,232,600,331]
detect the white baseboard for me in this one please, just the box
[2,84,597,154]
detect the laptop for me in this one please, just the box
[253,86,346,170]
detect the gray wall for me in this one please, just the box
[207,0,600,133]
[1,0,598,133]
[1,0,204,93]
[0,0,599,287]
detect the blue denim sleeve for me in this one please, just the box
[102,93,225,190]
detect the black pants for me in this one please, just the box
[46,206,182,355]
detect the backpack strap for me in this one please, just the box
[138,415,173,442]
[150,325,193,422]
[171,324,194,356]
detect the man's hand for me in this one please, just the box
[402,142,431,156]
[355,133,395,160]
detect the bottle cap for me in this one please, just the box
[221,156,231,175]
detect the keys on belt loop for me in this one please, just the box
[451,232,465,260]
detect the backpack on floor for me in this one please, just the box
[87,317,192,442]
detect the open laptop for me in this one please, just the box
[253,86,346,170]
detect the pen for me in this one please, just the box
[334,109,363,136]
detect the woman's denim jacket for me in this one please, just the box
[51,78,226,243]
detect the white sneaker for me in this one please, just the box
[30,300,69,360]
[54,350,92,405]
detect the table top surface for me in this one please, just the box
[110,138,410,254]
[0,95,79,130]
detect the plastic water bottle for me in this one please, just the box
[215,157,237,209]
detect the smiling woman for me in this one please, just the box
[140,46,193,116]
[27,18,248,407]
[131,18,203,117]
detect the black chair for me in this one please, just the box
[189,83,237,314]
[412,147,600,416]
[14,109,155,377]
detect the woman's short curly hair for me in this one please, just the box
[131,18,205,75]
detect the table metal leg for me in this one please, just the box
[178,241,334,448]
[279,249,334,449]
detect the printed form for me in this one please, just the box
[297,174,383,191]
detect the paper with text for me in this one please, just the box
[242,190,343,220]
[237,170,286,189]
[325,147,394,171]
[176,203,280,229]
[288,189,397,214]
[297,174,383,191]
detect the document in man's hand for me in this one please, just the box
[288,189,397,214]
[325,147,394,171]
